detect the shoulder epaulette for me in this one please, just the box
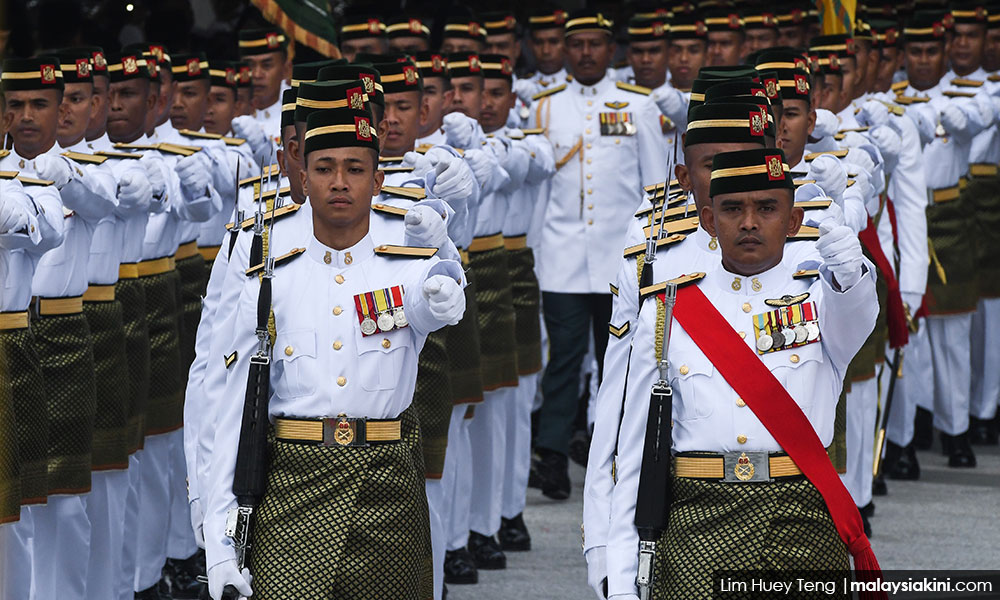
[803,149,849,162]
[644,179,680,195]
[16,175,55,186]
[96,150,143,160]
[414,143,434,153]
[891,80,908,92]
[846,179,856,187]
[789,226,820,240]
[616,81,652,95]
[379,156,406,163]
[224,137,246,146]
[521,128,545,135]
[0,171,18,179]
[793,269,820,279]
[793,179,817,187]
[893,95,930,105]
[156,143,199,156]
[381,185,427,201]
[943,90,977,98]
[179,129,222,140]
[372,203,409,217]
[989,74,1000,83]
[374,244,438,258]
[836,126,869,135]
[639,272,706,298]
[380,165,414,173]
[245,247,305,276]
[638,202,697,223]
[113,142,160,152]
[643,215,699,238]
[950,78,983,87]
[233,200,299,231]
[531,84,567,101]
[623,233,686,258]
[795,199,832,210]
[0,150,9,159]
[60,151,107,165]
[239,164,280,186]
[608,321,630,338]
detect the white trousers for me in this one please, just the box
[0,505,37,600]
[468,389,510,537]
[888,320,933,446]
[167,429,197,561]
[134,433,171,591]
[32,494,90,600]
[120,452,142,600]
[502,373,538,519]
[85,469,129,600]
[927,314,973,435]
[840,378,878,507]
[970,298,1000,420]
[424,480,445,600]
[443,406,473,551]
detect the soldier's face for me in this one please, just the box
[203,85,237,136]
[874,47,902,93]
[628,40,670,89]
[155,69,174,125]
[389,36,430,54]
[678,141,766,213]
[566,32,615,85]
[707,31,744,66]
[985,27,1000,72]
[278,124,305,204]
[448,76,483,120]
[486,33,521,64]
[818,74,844,111]
[743,28,778,56]
[441,37,483,54]
[87,76,110,140]
[838,57,857,101]
[382,91,426,156]
[419,77,454,137]
[107,78,155,143]
[170,79,209,131]
[303,147,384,233]
[246,51,289,109]
[340,37,388,63]
[776,98,815,168]
[904,41,949,90]
[528,29,566,75]
[702,188,802,276]
[777,25,807,49]
[236,87,253,117]
[480,79,515,132]
[949,23,986,75]
[667,39,707,90]
[57,81,96,147]
[2,89,62,158]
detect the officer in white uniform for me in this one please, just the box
[237,27,292,144]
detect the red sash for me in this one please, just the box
[858,216,909,348]
[668,284,887,600]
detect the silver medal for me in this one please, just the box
[377,312,395,332]
[361,317,377,336]
[794,324,808,344]
[393,308,408,328]
[781,327,796,347]
[805,321,820,341]
[756,332,773,352]
[771,328,785,349]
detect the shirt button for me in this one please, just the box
[587,204,594,209]
[335,274,345,284]
[679,365,689,375]
[382,338,391,349]
[332,306,343,316]
[284,346,293,356]
[586,114,592,120]
[737,434,748,444]
[742,302,752,313]
[337,376,346,387]
[739,331,746,339]
[585,128,592,134]
[586,143,592,149]
[333,341,343,351]
[736,398,746,407]
[790,354,800,364]
[615,139,621,145]
[586,158,592,164]
[587,188,593,195]
[586,173,592,180]
[588,219,594,225]
[587,100,593,106]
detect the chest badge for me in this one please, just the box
[354,285,407,337]
[752,301,820,355]
[599,111,636,136]
[604,101,629,109]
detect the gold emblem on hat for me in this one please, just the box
[409,18,424,34]
[750,112,764,136]
[694,20,708,36]
[360,74,375,94]
[403,65,417,84]
[356,117,372,140]
[334,416,354,445]
[186,58,201,76]
[149,45,164,61]
[348,88,364,110]
[367,18,382,35]
[734,452,755,481]
[501,58,513,75]
[468,55,481,72]
[93,52,107,70]
[225,68,236,85]
[76,59,90,78]
[432,54,444,72]
[265,32,280,49]
[795,74,808,94]
[40,64,56,84]
[767,155,784,180]
[765,79,777,98]
[467,21,480,36]
[652,21,666,36]
[122,56,138,75]
[728,13,741,28]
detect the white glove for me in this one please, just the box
[442,112,480,149]
[422,274,465,325]
[501,143,531,188]
[939,103,969,136]
[117,170,152,210]
[402,151,435,178]
[817,222,865,289]
[176,153,212,196]
[513,79,540,108]
[431,156,475,209]
[856,100,890,128]
[901,291,922,314]
[404,204,448,250]
[0,197,31,234]
[32,154,74,188]
[188,498,205,547]
[653,88,684,121]
[231,115,272,163]
[463,148,497,190]
[208,559,252,599]
[850,170,879,216]
[811,109,839,139]
[140,156,167,199]
[797,183,845,228]
[805,155,847,201]
[585,546,608,599]
[867,125,900,173]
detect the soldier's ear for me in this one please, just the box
[787,204,804,237]
[676,164,691,191]
[372,165,385,197]
[700,202,717,237]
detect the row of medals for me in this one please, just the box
[360,307,408,336]
[756,318,820,353]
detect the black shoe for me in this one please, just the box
[568,429,591,468]
[443,583,448,599]
[164,550,207,599]
[468,531,507,570]
[499,513,532,552]
[135,585,164,600]
[859,502,875,518]
[914,407,934,450]
[942,432,977,468]
[527,453,543,490]
[533,448,571,500]
[969,416,999,446]
[861,511,872,537]
[444,548,478,584]
[871,473,888,496]
[884,442,921,480]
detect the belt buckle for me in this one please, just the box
[723,451,771,483]
[323,415,368,447]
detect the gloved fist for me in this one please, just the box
[811,109,840,139]
[513,78,540,107]
[796,183,845,228]
[805,155,847,201]
[463,148,497,190]
[188,498,205,547]
[868,125,901,173]
[442,112,480,149]
[431,155,475,208]
[939,103,969,136]
[231,115,272,163]
[117,170,153,209]
[585,546,608,600]
[901,291,923,314]
[501,143,531,187]
[32,154,74,188]
[0,195,31,234]
[208,559,252,600]
[422,274,465,325]
[817,222,864,289]
[402,151,435,178]
[653,87,685,121]
[404,204,448,250]
[176,153,212,196]
[140,156,167,199]
[857,100,890,128]
[850,170,879,216]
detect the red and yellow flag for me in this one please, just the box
[815,0,857,34]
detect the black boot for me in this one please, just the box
[969,416,999,446]
[568,428,591,468]
[444,548,478,584]
[532,448,570,500]
[941,432,976,468]
[135,584,164,600]
[884,441,920,480]
[913,407,934,450]
[499,513,531,552]
[860,511,873,537]
[871,473,888,496]
[468,531,506,570]
[164,549,208,599]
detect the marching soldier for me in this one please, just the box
[440,13,488,54]
[338,12,388,62]
[414,51,453,145]
[741,6,780,58]
[237,27,292,142]
[623,15,692,140]
[524,6,571,89]
[705,8,746,67]
[387,13,433,54]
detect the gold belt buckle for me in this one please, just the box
[723,451,771,483]
[323,414,367,447]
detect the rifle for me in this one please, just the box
[634,281,678,600]
[221,165,277,600]
[873,348,903,479]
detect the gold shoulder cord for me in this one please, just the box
[259,195,278,348]
[654,295,666,362]
[636,254,646,289]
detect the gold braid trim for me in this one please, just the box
[654,295,666,362]
[636,254,646,289]
[260,196,277,349]
[928,238,947,285]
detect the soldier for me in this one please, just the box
[605,147,881,599]
[741,6,780,58]
[529,9,667,500]
[388,14,433,54]
[440,14,488,54]
[624,15,691,139]
[237,27,292,141]
[414,51,453,144]
[775,3,813,49]
[524,6,570,88]
[338,13,389,62]
[235,62,254,117]
[705,8,746,67]
[205,104,467,600]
